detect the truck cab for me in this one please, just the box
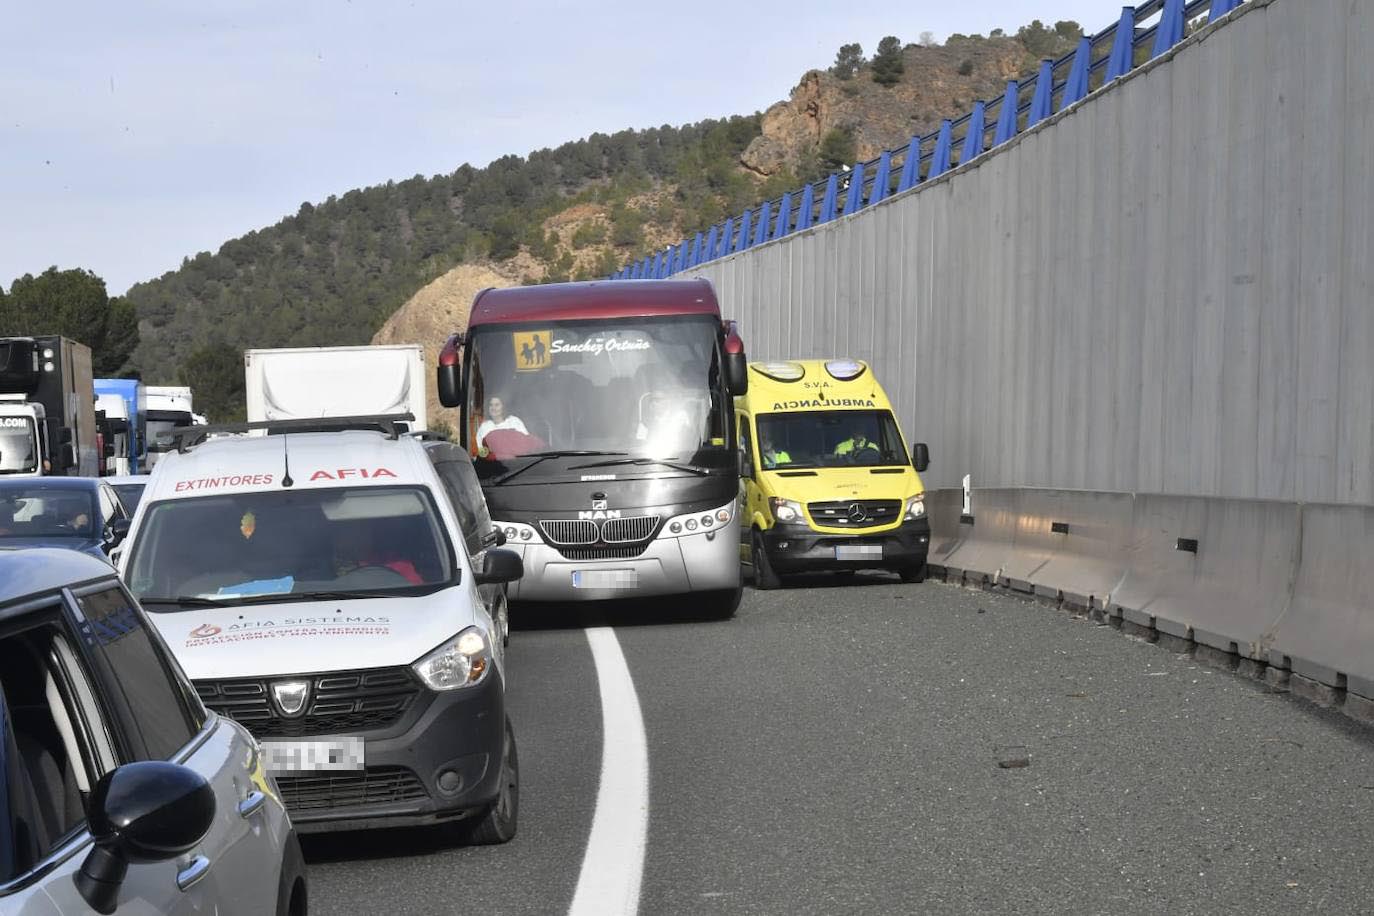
[144,386,195,469]
[0,336,95,477]
[735,359,931,588]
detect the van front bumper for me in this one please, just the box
[762,517,930,573]
[266,672,506,834]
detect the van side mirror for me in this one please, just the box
[912,442,930,473]
[76,761,216,914]
[475,548,523,585]
[491,525,508,547]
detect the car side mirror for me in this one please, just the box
[491,525,508,547]
[912,442,930,473]
[75,761,216,915]
[474,548,523,586]
[102,518,132,553]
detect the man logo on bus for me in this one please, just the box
[514,331,552,371]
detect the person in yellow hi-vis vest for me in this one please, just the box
[834,422,879,459]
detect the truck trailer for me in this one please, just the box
[144,385,196,469]
[244,344,427,431]
[0,336,97,477]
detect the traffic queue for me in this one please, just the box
[0,279,933,914]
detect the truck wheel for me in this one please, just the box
[898,563,927,584]
[752,531,781,590]
[457,718,519,845]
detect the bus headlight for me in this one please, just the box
[904,495,926,520]
[770,498,804,523]
[413,627,491,690]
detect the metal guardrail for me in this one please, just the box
[611,0,1247,281]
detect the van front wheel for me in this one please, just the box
[752,531,781,590]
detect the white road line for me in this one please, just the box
[568,626,649,916]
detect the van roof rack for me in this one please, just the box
[162,413,416,452]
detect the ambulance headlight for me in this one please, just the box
[413,627,490,690]
[904,495,926,520]
[770,497,804,523]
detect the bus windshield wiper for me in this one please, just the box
[489,451,627,486]
[569,456,711,476]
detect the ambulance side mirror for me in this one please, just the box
[912,442,930,473]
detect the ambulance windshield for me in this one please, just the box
[126,485,456,606]
[464,316,729,466]
[755,410,909,470]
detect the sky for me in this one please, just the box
[1,0,1130,295]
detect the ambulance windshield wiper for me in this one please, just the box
[490,450,627,486]
[568,456,711,476]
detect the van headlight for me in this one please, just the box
[904,495,926,520]
[769,497,804,523]
[413,627,490,690]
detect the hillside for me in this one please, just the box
[127,20,1081,399]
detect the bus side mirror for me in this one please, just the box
[437,334,464,409]
[912,442,930,473]
[725,353,748,396]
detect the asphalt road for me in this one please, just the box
[305,574,1374,915]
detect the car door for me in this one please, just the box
[34,583,288,914]
[432,454,508,644]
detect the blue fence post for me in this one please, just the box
[994,81,1019,146]
[1029,60,1054,126]
[1153,0,1185,58]
[661,247,675,278]
[818,174,839,223]
[687,232,702,267]
[897,136,922,191]
[754,200,772,246]
[868,151,892,206]
[1062,37,1091,108]
[929,120,953,178]
[842,162,866,216]
[648,251,661,279]
[1209,0,1242,22]
[634,258,645,279]
[1106,7,1136,81]
[669,243,683,275]
[735,209,753,252]
[773,191,793,239]
[717,218,734,258]
[703,225,719,263]
[961,102,986,165]
[795,183,816,231]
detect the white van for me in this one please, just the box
[117,417,523,841]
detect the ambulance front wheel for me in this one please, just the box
[751,530,782,590]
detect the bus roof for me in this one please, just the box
[468,279,720,327]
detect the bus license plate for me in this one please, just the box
[260,738,365,773]
[835,544,883,561]
[572,569,638,589]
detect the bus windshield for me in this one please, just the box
[0,418,39,474]
[755,410,909,470]
[465,316,728,463]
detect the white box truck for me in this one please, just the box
[243,345,427,432]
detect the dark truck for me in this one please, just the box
[0,336,97,477]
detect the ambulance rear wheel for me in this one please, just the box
[752,531,781,590]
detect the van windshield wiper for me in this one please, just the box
[490,450,627,486]
[569,456,711,476]
[138,595,230,608]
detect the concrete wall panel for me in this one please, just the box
[686,0,1373,506]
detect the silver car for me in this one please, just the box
[0,548,306,914]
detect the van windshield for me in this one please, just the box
[756,410,909,470]
[126,486,456,607]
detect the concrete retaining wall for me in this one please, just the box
[686,0,1374,507]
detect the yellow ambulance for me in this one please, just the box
[735,359,930,588]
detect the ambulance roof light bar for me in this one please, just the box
[755,361,806,382]
[163,413,417,453]
[824,359,866,381]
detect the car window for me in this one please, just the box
[96,484,120,525]
[0,615,118,881]
[72,586,202,762]
[737,415,755,477]
[435,459,493,556]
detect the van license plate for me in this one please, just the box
[260,738,365,773]
[835,544,883,561]
[572,569,638,589]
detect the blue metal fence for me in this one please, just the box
[610,0,1247,281]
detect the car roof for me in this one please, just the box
[145,428,431,500]
[0,476,101,492]
[0,547,117,607]
[106,475,150,486]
